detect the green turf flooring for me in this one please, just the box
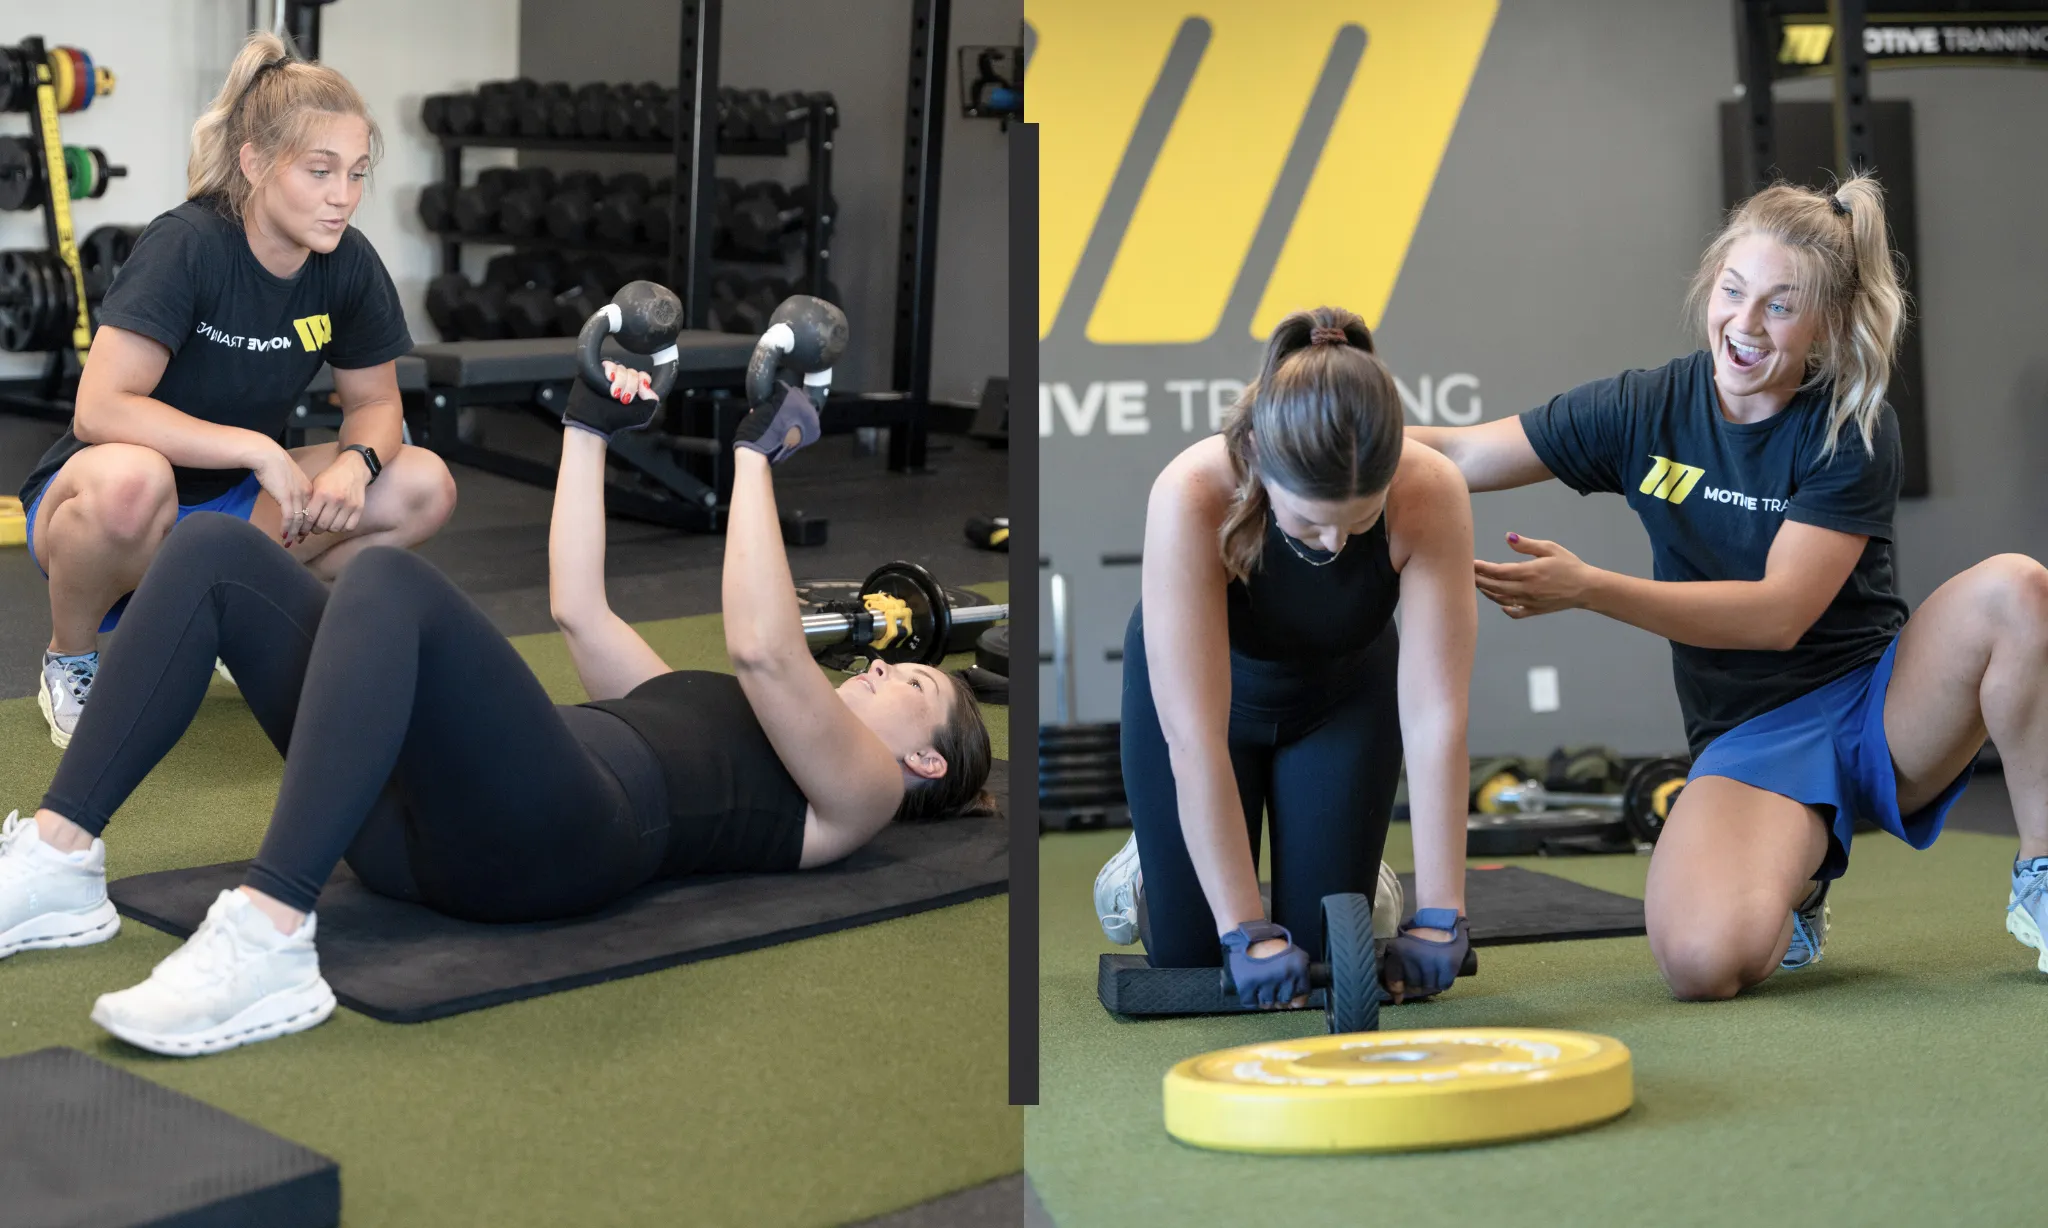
[0,588,1015,1228]
[1030,817,2044,1227]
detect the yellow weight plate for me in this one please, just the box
[1650,776,1685,820]
[0,496,26,548]
[1164,1028,1632,1154]
[1474,772,1523,815]
[48,48,73,112]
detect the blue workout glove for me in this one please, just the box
[732,381,822,464]
[1383,908,1469,1002]
[1221,920,1312,1008]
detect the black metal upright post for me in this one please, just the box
[284,0,323,59]
[1734,0,1779,194]
[803,98,836,295]
[1830,0,1874,174]
[671,0,721,330]
[438,144,461,278]
[889,0,949,473]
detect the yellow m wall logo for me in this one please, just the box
[292,314,332,352]
[1639,456,1706,504]
[1029,1,1497,344]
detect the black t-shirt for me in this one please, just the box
[585,671,809,877]
[1519,349,1908,755]
[20,197,413,505]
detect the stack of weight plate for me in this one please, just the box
[1039,722,1127,831]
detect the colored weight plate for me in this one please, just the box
[70,48,95,109]
[46,48,72,112]
[63,47,88,112]
[1163,1028,1634,1155]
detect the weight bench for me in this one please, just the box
[284,354,428,447]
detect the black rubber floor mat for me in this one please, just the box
[110,763,1009,1024]
[0,1046,339,1228]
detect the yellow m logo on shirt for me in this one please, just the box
[1029,1,1497,343]
[1640,456,1707,504]
[292,314,333,352]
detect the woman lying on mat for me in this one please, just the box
[0,346,995,1057]
[1096,307,1477,1008]
[21,31,454,750]
[1410,174,2048,1000]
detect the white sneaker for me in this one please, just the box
[91,888,336,1057]
[37,651,98,749]
[1094,834,1143,945]
[0,810,120,958]
[1373,860,1404,941]
[214,659,235,687]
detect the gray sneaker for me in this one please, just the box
[1781,879,1831,970]
[37,651,98,749]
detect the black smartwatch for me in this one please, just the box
[340,443,381,484]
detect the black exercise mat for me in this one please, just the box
[1405,864,1644,944]
[109,762,1009,1024]
[1250,864,1645,945]
[0,1046,339,1228]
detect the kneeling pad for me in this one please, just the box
[0,1046,339,1227]
[109,763,1009,1024]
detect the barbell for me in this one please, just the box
[1474,756,1691,844]
[802,560,1008,670]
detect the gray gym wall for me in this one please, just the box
[0,0,523,374]
[515,0,1017,404]
[1035,0,2048,755]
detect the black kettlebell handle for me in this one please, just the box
[576,285,682,403]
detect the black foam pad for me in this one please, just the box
[0,1047,339,1227]
[109,763,1009,1025]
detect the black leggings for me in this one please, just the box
[40,513,669,922]
[1119,604,1404,966]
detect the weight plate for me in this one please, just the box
[48,48,73,113]
[1040,722,1120,753]
[72,48,95,109]
[0,137,38,211]
[975,625,1008,676]
[1474,771,1532,816]
[1320,893,1379,1035]
[1622,757,1690,845]
[63,48,89,112]
[1163,1028,1634,1154]
[0,250,37,351]
[857,561,950,665]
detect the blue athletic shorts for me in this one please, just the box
[1688,635,1976,881]
[25,470,264,634]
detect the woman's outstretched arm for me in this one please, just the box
[547,384,669,701]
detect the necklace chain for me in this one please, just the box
[1280,530,1339,567]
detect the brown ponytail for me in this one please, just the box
[1217,306,1404,582]
[893,671,997,822]
[188,31,382,221]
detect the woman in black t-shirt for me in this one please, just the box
[1412,174,2048,1001]
[21,32,453,749]
[0,343,996,1057]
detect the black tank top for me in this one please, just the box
[586,672,808,877]
[1225,510,1400,663]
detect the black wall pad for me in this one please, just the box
[0,1046,339,1228]
[109,762,1009,1024]
[1098,865,1644,1020]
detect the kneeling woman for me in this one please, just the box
[0,361,994,1055]
[1411,175,2046,999]
[1100,308,1477,1007]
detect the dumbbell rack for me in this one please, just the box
[0,35,111,423]
[426,102,836,314]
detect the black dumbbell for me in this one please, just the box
[443,92,482,136]
[547,90,580,138]
[421,93,457,136]
[593,172,655,246]
[633,88,674,141]
[574,82,619,139]
[477,79,534,136]
[640,185,672,247]
[425,272,470,339]
[727,182,834,259]
[544,170,606,243]
[516,82,570,137]
[416,182,454,233]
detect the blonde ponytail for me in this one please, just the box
[1685,172,1909,459]
[188,31,382,221]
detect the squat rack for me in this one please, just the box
[1731,0,2048,192]
[669,0,948,473]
